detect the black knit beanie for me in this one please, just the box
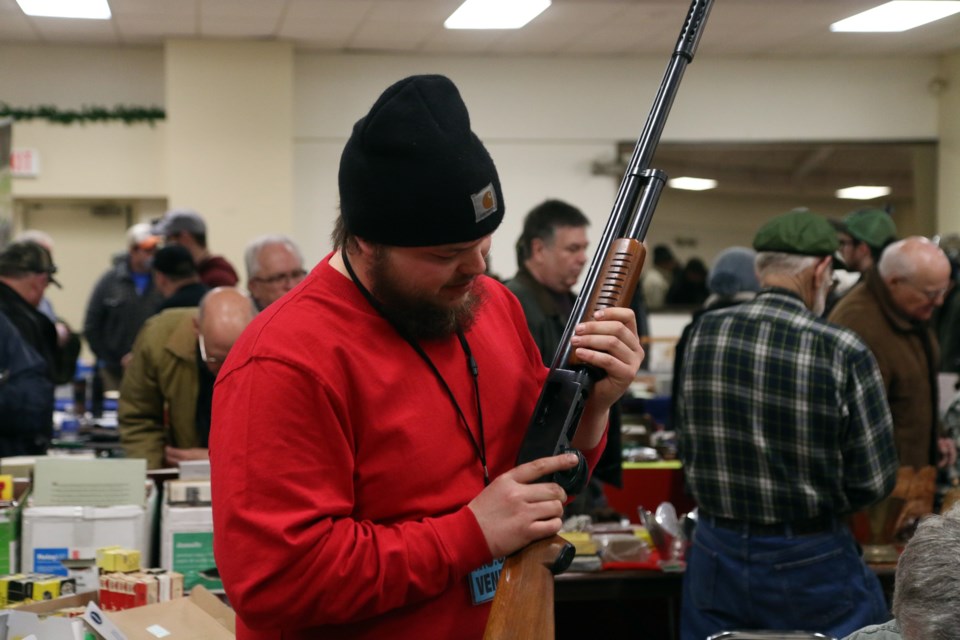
[338,74,504,247]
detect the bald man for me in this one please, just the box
[830,237,957,470]
[119,287,256,469]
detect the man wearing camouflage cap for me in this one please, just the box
[0,241,66,455]
[676,209,898,640]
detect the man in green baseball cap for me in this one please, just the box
[837,208,898,274]
[677,207,897,640]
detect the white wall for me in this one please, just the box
[3,45,165,199]
[293,53,941,274]
[2,44,944,324]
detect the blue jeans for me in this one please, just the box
[681,518,889,640]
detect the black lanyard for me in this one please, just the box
[341,251,489,485]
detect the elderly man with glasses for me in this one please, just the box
[119,287,255,469]
[243,235,307,311]
[830,237,955,556]
[830,236,957,475]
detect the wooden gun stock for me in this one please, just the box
[482,536,575,640]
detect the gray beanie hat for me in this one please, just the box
[708,246,760,297]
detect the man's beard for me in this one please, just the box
[369,248,485,340]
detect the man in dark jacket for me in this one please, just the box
[0,240,64,455]
[84,223,163,390]
[505,200,622,513]
[506,199,589,364]
[0,241,68,379]
[152,209,239,287]
[0,312,53,456]
[153,245,209,311]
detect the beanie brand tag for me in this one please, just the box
[471,183,498,223]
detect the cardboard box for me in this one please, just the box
[160,505,221,593]
[13,586,233,639]
[19,478,158,579]
[0,608,88,640]
[161,482,221,593]
[165,480,211,505]
[85,585,235,639]
[177,460,210,481]
[14,588,98,613]
[21,504,147,576]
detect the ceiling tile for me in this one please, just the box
[348,19,435,52]
[0,0,956,57]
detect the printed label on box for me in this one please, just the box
[172,532,221,591]
[34,548,69,576]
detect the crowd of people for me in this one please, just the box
[0,213,307,468]
[2,71,959,640]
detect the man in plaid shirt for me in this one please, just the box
[676,209,898,640]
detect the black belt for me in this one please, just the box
[702,512,840,536]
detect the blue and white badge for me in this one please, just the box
[468,557,504,605]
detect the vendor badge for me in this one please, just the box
[468,557,504,605]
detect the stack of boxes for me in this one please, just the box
[0,573,77,607]
[97,546,183,611]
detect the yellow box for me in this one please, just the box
[0,573,26,607]
[0,475,13,502]
[97,547,141,573]
[559,531,598,556]
[31,574,62,601]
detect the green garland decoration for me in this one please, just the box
[0,103,165,127]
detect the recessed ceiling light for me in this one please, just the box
[16,0,111,19]
[830,1,960,32]
[445,0,551,30]
[667,177,718,191]
[836,185,892,200]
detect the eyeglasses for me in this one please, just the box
[900,279,954,302]
[198,333,222,366]
[252,269,307,286]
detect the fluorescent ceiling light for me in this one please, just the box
[16,0,111,19]
[445,0,550,29]
[830,1,960,32]
[835,185,891,200]
[667,176,718,191]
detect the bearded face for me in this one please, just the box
[368,245,486,340]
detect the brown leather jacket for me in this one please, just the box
[829,269,942,468]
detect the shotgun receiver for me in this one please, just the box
[515,0,715,496]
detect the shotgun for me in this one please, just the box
[485,1,715,636]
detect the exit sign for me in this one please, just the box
[10,148,40,178]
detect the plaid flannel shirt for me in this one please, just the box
[676,288,898,524]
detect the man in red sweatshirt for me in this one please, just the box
[210,74,643,639]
